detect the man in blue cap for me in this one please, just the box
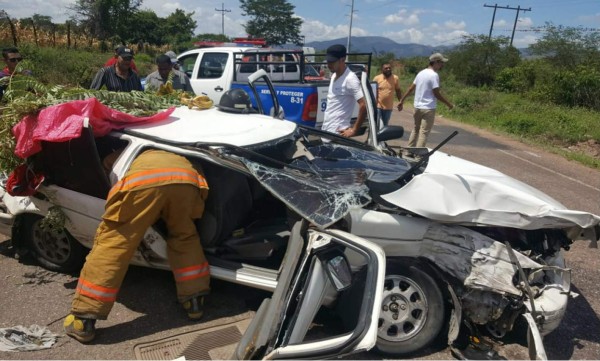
[321,44,366,138]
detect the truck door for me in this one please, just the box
[180,51,230,103]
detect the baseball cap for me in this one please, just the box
[165,50,178,64]
[117,47,134,59]
[326,44,347,62]
[429,53,448,62]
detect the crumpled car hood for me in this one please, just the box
[381,151,600,230]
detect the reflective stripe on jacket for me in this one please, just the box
[108,149,208,200]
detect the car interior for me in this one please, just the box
[25,123,378,349]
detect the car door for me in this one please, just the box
[181,51,230,102]
[233,220,385,359]
[31,119,114,245]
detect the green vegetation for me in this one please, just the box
[397,71,600,169]
[0,65,183,172]
[395,23,600,169]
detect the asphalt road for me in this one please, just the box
[0,109,599,360]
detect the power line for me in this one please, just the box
[484,4,531,46]
[215,3,231,36]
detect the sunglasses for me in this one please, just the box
[8,57,23,63]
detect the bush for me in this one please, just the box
[496,62,537,93]
[534,66,600,111]
[16,44,106,87]
[6,44,156,86]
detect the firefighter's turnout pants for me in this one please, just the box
[71,150,210,319]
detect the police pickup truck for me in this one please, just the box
[177,47,370,128]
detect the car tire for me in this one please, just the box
[375,259,445,356]
[20,214,87,273]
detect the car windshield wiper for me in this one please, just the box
[396,130,458,184]
[366,131,458,196]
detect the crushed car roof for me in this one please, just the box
[123,106,297,147]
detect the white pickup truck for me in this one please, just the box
[177,47,369,128]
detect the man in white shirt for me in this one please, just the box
[399,53,454,148]
[321,44,366,138]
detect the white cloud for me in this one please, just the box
[301,19,367,42]
[384,9,420,26]
[444,20,466,31]
[384,28,425,44]
[513,34,538,48]
[518,17,533,27]
[433,30,469,44]
[494,19,508,27]
[578,13,600,23]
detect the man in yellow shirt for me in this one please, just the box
[373,63,402,128]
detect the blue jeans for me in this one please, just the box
[377,108,392,128]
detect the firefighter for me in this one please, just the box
[64,149,210,343]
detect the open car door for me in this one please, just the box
[233,220,385,360]
[361,72,405,151]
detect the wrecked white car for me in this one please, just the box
[1,70,599,359]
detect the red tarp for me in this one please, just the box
[12,98,175,158]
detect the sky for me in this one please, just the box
[1,0,599,47]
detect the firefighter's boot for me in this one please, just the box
[64,314,96,343]
[182,296,204,320]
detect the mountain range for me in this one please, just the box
[305,36,455,58]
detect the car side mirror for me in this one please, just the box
[377,125,404,142]
[323,254,352,291]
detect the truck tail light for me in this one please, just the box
[302,93,318,121]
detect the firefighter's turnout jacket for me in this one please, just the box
[72,149,210,319]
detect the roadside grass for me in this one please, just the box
[400,74,600,169]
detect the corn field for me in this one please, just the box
[0,18,105,49]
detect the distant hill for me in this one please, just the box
[306,36,454,58]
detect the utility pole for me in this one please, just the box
[215,3,231,36]
[484,4,531,46]
[346,0,356,54]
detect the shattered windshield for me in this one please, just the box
[240,141,410,228]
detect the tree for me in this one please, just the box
[447,35,521,87]
[160,9,197,46]
[239,0,303,46]
[528,22,600,69]
[69,0,141,41]
[126,10,162,45]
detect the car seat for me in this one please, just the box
[196,162,289,263]
[197,163,253,248]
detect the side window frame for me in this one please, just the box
[179,54,199,79]
[198,52,228,79]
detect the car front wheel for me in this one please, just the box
[375,259,445,356]
[20,214,87,273]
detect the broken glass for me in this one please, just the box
[240,143,410,228]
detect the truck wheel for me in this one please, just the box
[375,260,445,356]
[20,214,87,273]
